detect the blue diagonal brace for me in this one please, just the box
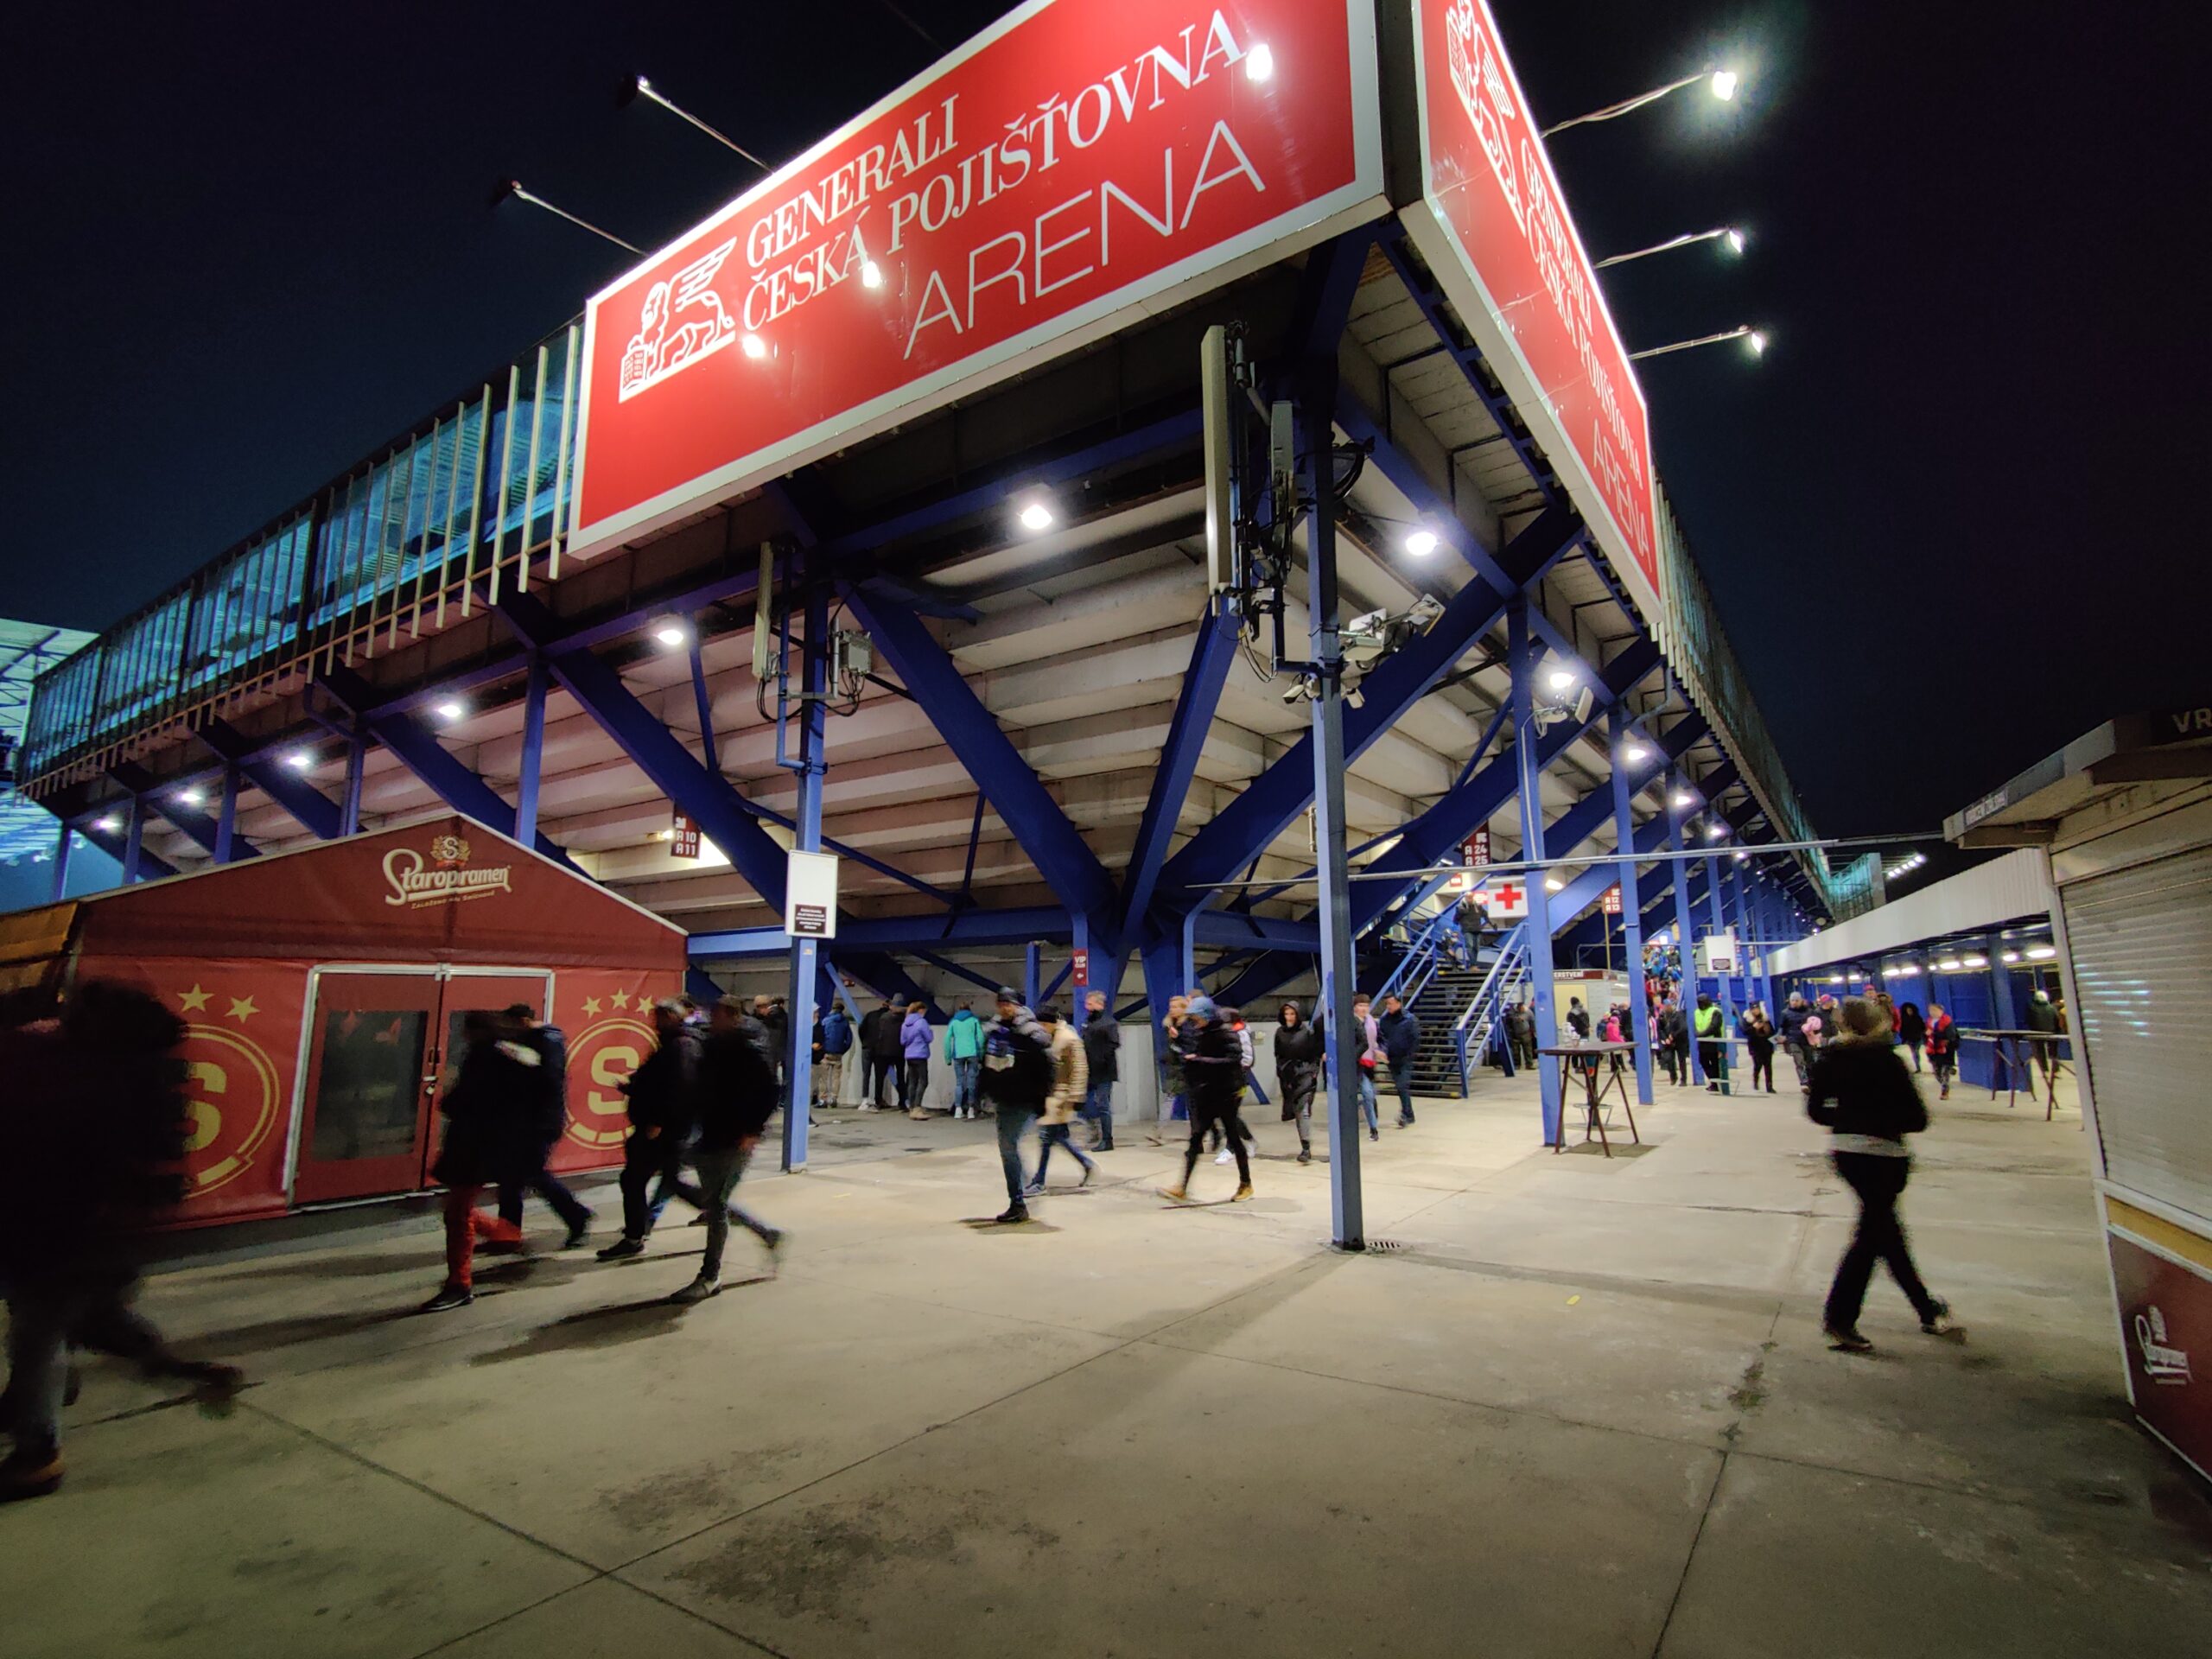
[108,764,259,861]
[198,721,342,841]
[1118,600,1241,944]
[497,592,788,912]
[839,584,1116,921]
[71,811,177,880]
[318,667,576,868]
[1160,502,1582,905]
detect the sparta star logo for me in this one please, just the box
[564,1016,654,1150]
[178,1024,283,1194]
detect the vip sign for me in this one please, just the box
[570,0,1384,555]
[1403,0,1661,618]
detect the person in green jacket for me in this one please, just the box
[942,1000,985,1118]
[1694,994,1726,1092]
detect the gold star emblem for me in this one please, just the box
[611,989,630,1009]
[582,995,602,1017]
[226,995,259,1023]
[178,984,211,1012]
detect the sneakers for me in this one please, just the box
[910,1109,930,1121]
[670,1275,721,1305]
[1232,1183,1255,1202]
[1824,1325,1874,1354]
[1920,1301,1961,1338]
[1021,1181,1046,1200]
[992,1205,1030,1224]
[0,1450,64,1504]
[1214,1148,1233,1165]
[1158,1185,1189,1203]
[1078,1166,1095,1189]
[763,1230,785,1271]
[596,1236,645,1262]
[1297,1147,1312,1165]
[1369,1127,1380,1142]
[419,1283,474,1314]
[563,1211,594,1249]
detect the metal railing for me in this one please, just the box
[1373,905,1465,1009]
[1452,923,1529,1092]
[18,323,584,791]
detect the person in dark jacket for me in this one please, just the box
[1503,998,1537,1070]
[669,998,786,1303]
[1160,996,1253,1202]
[1079,991,1119,1150]
[868,995,906,1109]
[1274,1001,1323,1164]
[1924,1003,1960,1099]
[1777,995,1814,1090]
[1694,994,1726,1092]
[596,998,702,1262]
[1,983,243,1503]
[979,988,1054,1223]
[494,1005,594,1249]
[857,998,893,1110]
[1895,1002,1928,1072]
[2024,990,2063,1089]
[423,1008,543,1312]
[1739,1002,1777,1094]
[1807,997,1955,1352]
[1376,993,1421,1127]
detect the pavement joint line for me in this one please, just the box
[1649,1449,1732,1658]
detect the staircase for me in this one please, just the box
[1405,957,1491,1097]
[1370,908,1517,1100]
[1449,925,1531,1095]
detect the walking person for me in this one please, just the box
[1654,999,1681,1085]
[1504,997,1537,1070]
[1808,997,1956,1352]
[753,995,791,1110]
[1925,1002,1959,1100]
[423,1009,542,1311]
[596,998,703,1262]
[943,998,984,1118]
[2024,990,2063,1091]
[1740,1002,1777,1094]
[899,1000,933,1118]
[1213,1006,1257,1163]
[671,998,785,1303]
[494,1003,594,1249]
[1778,994,1815,1091]
[980,989,1054,1223]
[1377,992,1421,1127]
[1079,990,1119,1149]
[1160,996,1253,1203]
[1694,994,1726,1091]
[1350,993,1382,1141]
[1150,995,1192,1145]
[1027,1006,1096,1193]
[1274,1001,1323,1164]
[1896,1001,1927,1074]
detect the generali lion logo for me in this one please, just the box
[620,238,741,402]
[384,836,514,908]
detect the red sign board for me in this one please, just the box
[1072,947,1090,988]
[571,0,1385,556]
[1404,1,1662,616]
[670,809,701,860]
[1601,885,1622,915]
[2107,1226,2212,1478]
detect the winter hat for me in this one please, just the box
[1185,995,1217,1020]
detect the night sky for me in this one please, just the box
[3,2,2200,862]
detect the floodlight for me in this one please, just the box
[435,700,466,722]
[1672,790,1695,808]
[1403,528,1440,558]
[1623,742,1650,764]
[287,750,315,771]
[653,620,689,649]
[1726,228,1746,254]
[96,815,121,832]
[177,787,204,806]
[1546,668,1574,690]
[1711,69,1739,100]
[1018,501,1056,532]
[861,260,885,289]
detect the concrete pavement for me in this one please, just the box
[6,1071,2208,1658]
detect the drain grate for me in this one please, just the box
[1363,1237,1408,1253]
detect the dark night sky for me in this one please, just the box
[3,2,2202,856]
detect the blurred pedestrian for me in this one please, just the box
[1274,1001,1322,1164]
[1160,996,1252,1203]
[1351,993,1382,1141]
[1377,992,1421,1127]
[1896,1001,1927,1072]
[1694,993,1725,1092]
[670,997,785,1303]
[495,1003,593,1249]
[981,989,1054,1223]
[1079,990,1118,1149]
[422,1008,541,1312]
[1779,993,1815,1091]
[1925,1003,1959,1099]
[1740,1001,1777,1094]
[596,998,703,1262]
[1808,997,1955,1352]
[1027,1005,1096,1193]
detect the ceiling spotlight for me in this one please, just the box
[1623,742,1650,764]
[287,750,315,771]
[1245,41,1274,82]
[1746,330,1770,357]
[653,620,689,649]
[177,787,204,806]
[1543,875,1563,892]
[1961,955,1987,969]
[1546,668,1574,690]
[1711,69,1739,101]
[1672,790,1695,808]
[1018,500,1056,532]
[2025,945,2056,961]
[741,333,767,359]
[2001,950,2021,963]
[1732,849,1748,862]
[861,259,884,289]
[1726,227,1746,255]
[435,700,465,722]
[95,815,121,832]
[1706,822,1726,839]
[1403,528,1440,558]
[1937,958,1963,972]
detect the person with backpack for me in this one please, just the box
[1160,995,1253,1204]
[1808,997,1955,1352]
[1924,1003,1959,1099]
[669,997,787,1303]
[979,988,1054,1224]
[943,998,985,1118]
[816,1002,852,1106]
[1274,1001,1323,1164]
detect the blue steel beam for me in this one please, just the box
[497,591,789,912]
[1116,600,1241,945]
[198,720,343,841]
[69,811,176,880]
[838,584,1116,922]
[1160,501,1582,905]
[1510,599,1565,1144]
[1192,911,1319,950]
[108,764,259,861]
[689,905,1071,959]
[1550,761,1740,928]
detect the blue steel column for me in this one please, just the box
[1667,771,1705,1085]
[49,817,72,901]
[514,655,549,848]
[1303,378,1363,1249]
[340,728,365,836]
[1607,705,1654,1104]
[1024,940,1041,1009]
[1509,599,1563,1144]
[1986,936,2019,1092]
[214,765,239,863]
[780,572,829,1173]
[122,795,147,884]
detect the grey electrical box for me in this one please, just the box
[1201,325,1236,594]
[833,629,872,684]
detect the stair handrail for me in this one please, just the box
[1373,904,1462,1009]
[1452,924,1528,1094]
[1456,924,1525,1033]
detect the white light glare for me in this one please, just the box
[2001,950,2021,963]
[1403,528,1440,558]
[1672,791,1695,808]
[861,260,884,289]
[1732,849,1748,862]
[1246,42,1274,82]
[1543,875,1563,892]
[1746,330,1769,357]
[1546,668,1574,690]
[1726,227,1746,255]
[1623,742,1650,764]
[287,750,315,771]
[1706,822,1726,839]
[435,700,465,722]
[1937,958,1963,972]
[1711,69,1739,101]
[741,333,767,359]
[2025,945,2056,960]
[96,815,121,832]
[654,623,688,649]
[177,788,204,806]
[1961,955,1988,969]
[1018,501,1056,532]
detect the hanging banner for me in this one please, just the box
[670,810,701,860]
[570,0,1386,556]
[1402,0,1662,619]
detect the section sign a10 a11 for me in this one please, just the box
[1402,0,1662,618]
[570,0,1385,557]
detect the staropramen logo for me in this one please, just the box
[383,835,514,908]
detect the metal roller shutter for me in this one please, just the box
[2063,844,2212,1225]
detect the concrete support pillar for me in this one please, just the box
[1023,940,1042,1011]
[1510,599,1562,1146]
